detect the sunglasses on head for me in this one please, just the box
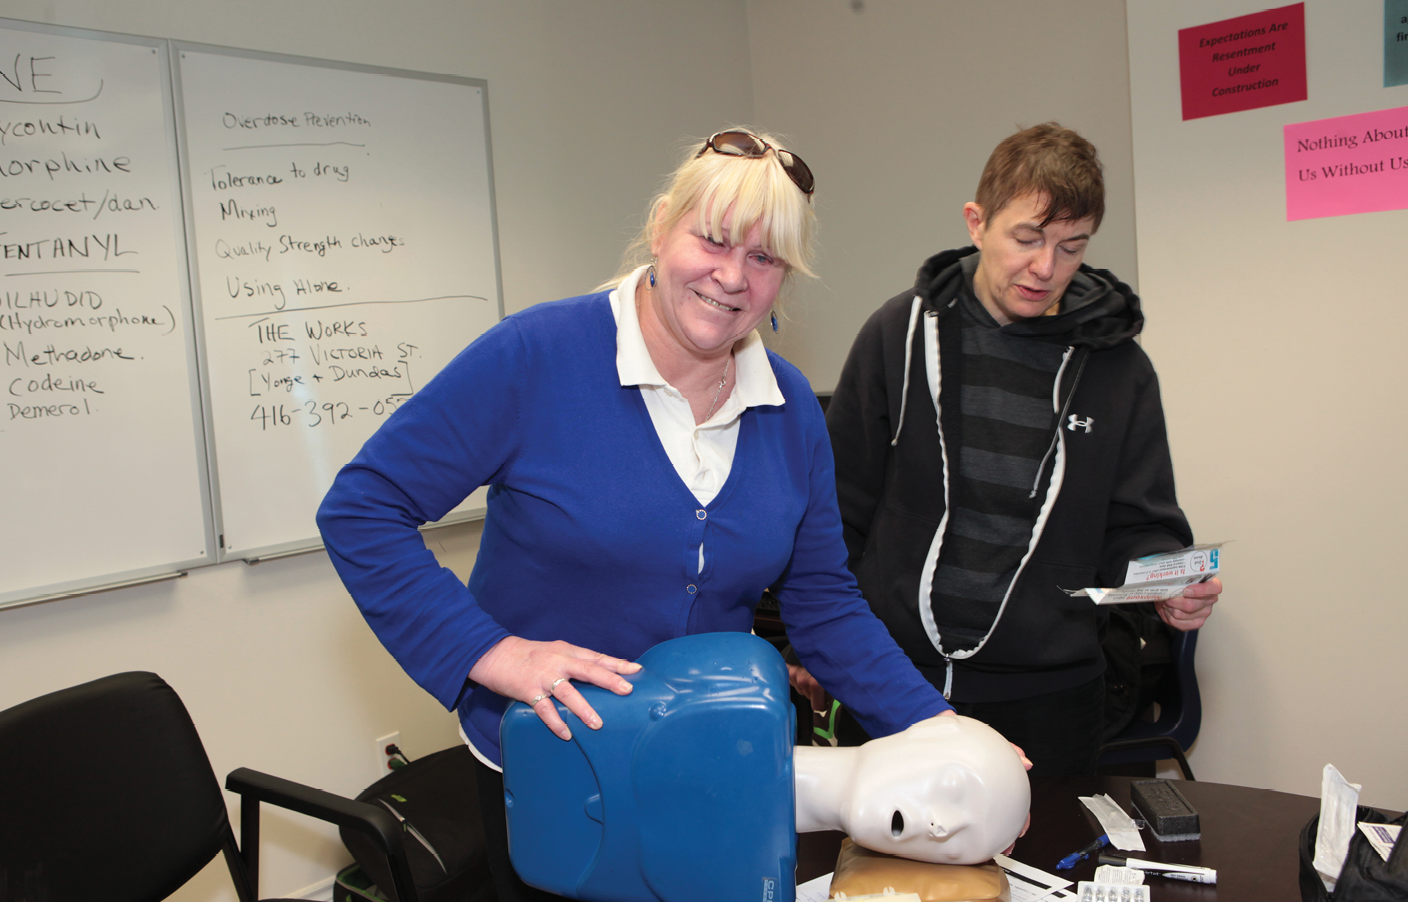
[697,130,815,198]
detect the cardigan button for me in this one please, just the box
[696,509,707,520]
[686,584,697,594]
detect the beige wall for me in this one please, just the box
[746,0,1141,388]
[746,0,1408,811]
[0,2,756,898]
[1128,1,1408,809]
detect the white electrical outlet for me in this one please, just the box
[375,731,401,780]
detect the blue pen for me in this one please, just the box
[1056,833,1110,870]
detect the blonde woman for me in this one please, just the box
[319,130,957,900]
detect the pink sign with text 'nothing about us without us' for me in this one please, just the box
[1284,105,1408,221]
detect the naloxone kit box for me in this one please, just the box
[1067,543,1224,605]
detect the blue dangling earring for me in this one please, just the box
[770,310,779,333]
[647,264,656,290]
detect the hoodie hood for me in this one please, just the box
[913,246,1144,350]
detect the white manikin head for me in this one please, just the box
[822,715,1030,864]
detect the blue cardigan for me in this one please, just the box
[317,292,948,764]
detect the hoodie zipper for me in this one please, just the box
[902,308,1087,694]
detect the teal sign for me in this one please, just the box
[1388,0,1408,87]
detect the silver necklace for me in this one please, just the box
[703,355,732,422]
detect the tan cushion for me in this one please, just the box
[828,839,1010,902]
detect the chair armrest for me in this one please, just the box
[226,767,419,902]
[227,767,404,854]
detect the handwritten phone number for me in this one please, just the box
[250,395,407,429]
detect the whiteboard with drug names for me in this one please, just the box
[0,17,503,608]
[0,20,214,608]
[174,44,502,560]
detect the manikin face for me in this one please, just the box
[840,715,1030,865]
[646,204,787,360]
[963,193,1095,327]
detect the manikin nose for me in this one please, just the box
[924,808,966,841]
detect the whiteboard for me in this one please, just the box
[0,20,213,608]
[173,45,502,560]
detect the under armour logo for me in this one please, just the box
[1067,415,1094,433]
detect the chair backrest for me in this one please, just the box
[1164,627,1202,751]
[0,672,234,902]
[1098,626,1203,778]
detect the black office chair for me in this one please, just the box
[1098,628,1202,780]
[0,671,418,902]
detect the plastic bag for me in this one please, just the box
[1299,806,1408,901]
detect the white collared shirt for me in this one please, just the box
[611,265,785,534]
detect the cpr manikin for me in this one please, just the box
[795,713,1029,865]
[500,632,1029,902]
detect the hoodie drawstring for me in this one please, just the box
[891,296,924,447]
[1029,346,1089,499]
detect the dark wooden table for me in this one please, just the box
[798,775,1347,899]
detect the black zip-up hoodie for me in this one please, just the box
[827,247,1193,702]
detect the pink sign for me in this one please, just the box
[1180,4,1307,121]
[1284,106,1408,221]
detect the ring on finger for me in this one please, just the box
[530,693,550,704]
[550,677,568,692]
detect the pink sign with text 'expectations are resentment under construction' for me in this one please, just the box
[1180,3,1306,121]
[1284,105,1408,221]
